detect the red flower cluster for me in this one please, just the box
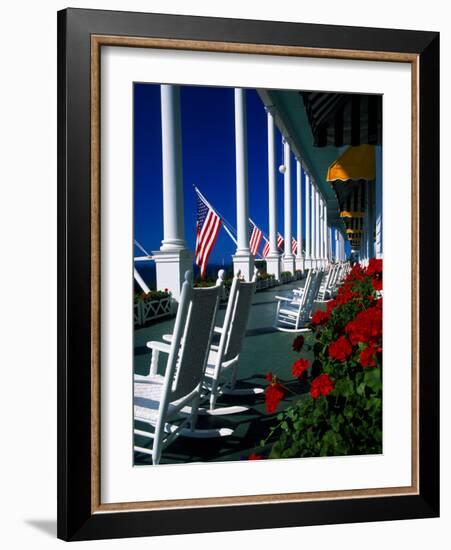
[311,309,330,325]
[346,264,366,282]
[366,258,383,291]
[336,283,359,305]
[345,305,382,346]
[359,344,380,367]
[366,258,383,277]
[292,335,305,352]
[372,278,383,291]
[310,373,334,399]
[248,453,263,460]
[292,358,310,378]
[265,382,285,413]
[328,335,353,362]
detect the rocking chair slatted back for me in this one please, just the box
[166,272,224,401]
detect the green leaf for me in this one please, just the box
[364,368,382,393]
[334,377,354,398]
[356,382,366,396]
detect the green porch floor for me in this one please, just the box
[134,278,320,465]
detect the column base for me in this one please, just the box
[295,257,305,273]
[265,254,281,281]
[304,258,313,270]
[282,255,295,275]
[153,248,194,302]
[232,254,255,281]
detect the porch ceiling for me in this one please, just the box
[258,89,346,236]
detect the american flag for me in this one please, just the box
[262,233,284,258]
[292,237,298,255]
[195,190,222,278]
[248,219,263,256]
[262,238,270,259]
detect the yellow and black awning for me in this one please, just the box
[327,145,375,183]
[326,145,376,249]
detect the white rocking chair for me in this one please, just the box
[160,270,260,416]
[133,270,231,466]
[200,269,261,414]
[273,269,322,332]
[317,264,338,302]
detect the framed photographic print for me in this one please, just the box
[57,8,439,541]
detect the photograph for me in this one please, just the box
[132,83,383,466]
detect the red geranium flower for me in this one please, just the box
[328,336,353,362]
[310,373,334,399]
[372,278,383,291]
[265,383,284,413]
[311,309,329,325]
[345,265,366,282]
[335,284,359,305]
[292,335,305,352]
[292,358,310,378]
[248,453,263,460]
[366,258,383,277]
[345,306,382,346]
[265,372,274,382]
[359,344,379,367]
[326,299,338,313]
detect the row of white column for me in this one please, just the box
[335,231,346,261]
[153,85,334,300]
[265,109,332,279]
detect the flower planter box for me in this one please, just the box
[256,277,276,291]
[134,297,173,326]
[280,273,293,284]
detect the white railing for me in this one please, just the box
[134,297,174,327]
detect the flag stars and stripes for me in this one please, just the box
[195,191,222,278]
[262,233,284,258]
[248,220,263,256]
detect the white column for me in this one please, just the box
[282,139,295,274]
[314,185,320,266]
[323,200,328,265]
[154,84,193,301]
[305,172,311,268]
[295,159,304,272]
[311,181,316,267]
[368,181,375,260]
[160,85,186,251]
[319,195,325,266]
[232,88,254,280]
[328,226,332,261]
[375,145,383,258]
[265,107,281,280]
[334,229,339,262]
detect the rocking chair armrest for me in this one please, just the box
[146,341,172,354]
[275,295,291,302]
[146,340,172,376]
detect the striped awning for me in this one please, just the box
[327,145,375,182]
[301,92,382,148]
[334,183,367,249]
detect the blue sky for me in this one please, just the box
[134,83,333,265]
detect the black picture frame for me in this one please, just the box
[57,7,439,541]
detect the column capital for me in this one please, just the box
[264,104,276,116]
